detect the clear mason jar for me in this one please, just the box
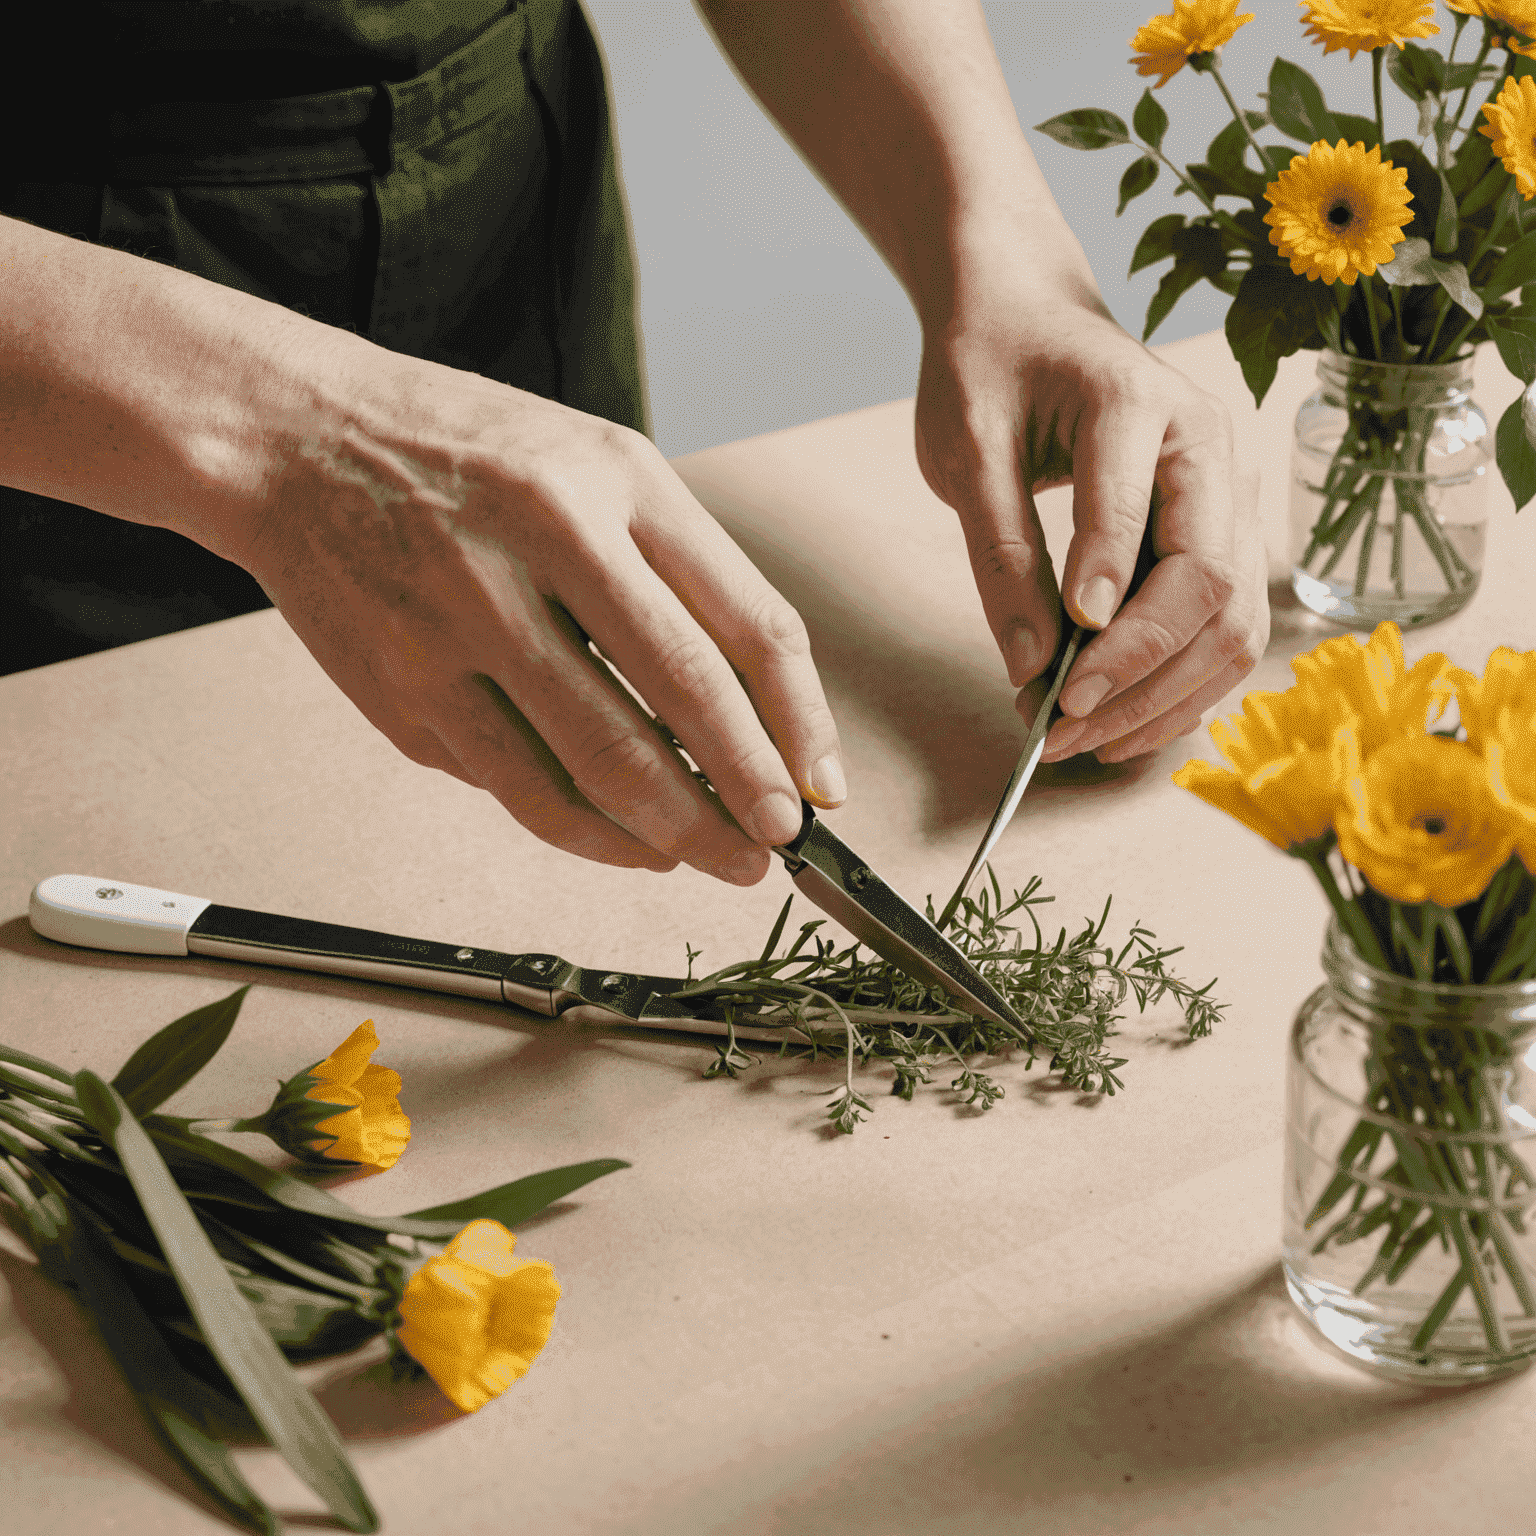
[1290,349,1491,630]
[1284,919,1536,1385]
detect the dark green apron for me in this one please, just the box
[2,0,645,674]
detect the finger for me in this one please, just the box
[423,672,699,874]
[1048,552,1238,730]
[1058,385,1236,646]
[946,423,1063,687]
[579,500,834,845]
[1092,655,1252,763]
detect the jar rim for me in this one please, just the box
[1323,918,1536,1021]
[1318,346,1475,382]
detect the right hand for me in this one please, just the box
[220,341,846,885]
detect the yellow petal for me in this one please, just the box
[308,1019,383,1091]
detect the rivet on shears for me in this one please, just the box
[600,973,629,992]
[847,866,873,891]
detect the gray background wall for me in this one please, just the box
[584,0,1433,456]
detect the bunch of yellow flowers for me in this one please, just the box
[1174,622,1536,982]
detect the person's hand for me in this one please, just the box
[222,340,846,885]
[914,258,1269,765]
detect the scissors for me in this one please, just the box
[937,506,1162,933]
[28,815,1028,1040]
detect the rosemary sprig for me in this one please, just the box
[675,867,1226,1132]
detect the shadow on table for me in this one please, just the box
[641,1260,1518,1535]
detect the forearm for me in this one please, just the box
[694,0,1105,326]
[0,215,355,559]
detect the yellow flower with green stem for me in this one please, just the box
[394,1219,561,1413]
[237,1018,412,1172]
[1264,139,1415,284]
[1130,0,1255,88]
[1297,0,1439,59]
[1481,74,1536,198]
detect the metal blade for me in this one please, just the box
[772,804,1030,1035]
[935,623,1086,933]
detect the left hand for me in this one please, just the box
[915,262,1269,765]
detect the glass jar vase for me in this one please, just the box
[1284,919,1536,1385]
[1290,349,1491,630]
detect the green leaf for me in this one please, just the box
[1483,231,1536,301]
[1224,261,1324,407]
[1193,119,1266,201]
[1498,391,1536,511]
[1448,125,1494,197]
[1490,315,1536,385]
[1460,159,1509,220]
[50,1199,277,1533]
[1267,57,1338,146]
[402,1158,631,1229]
[1141,222,1227,341]
[1117,155,1159,216]
[111,988,249,1118]
[1032,108,1131,151]
[76,1073,379,1534]
[1132,88,1168,151]
[1129,213,1186,275]
[1376,237,1483,319]
[1383,138,1443,249]
[1387,41,1445,102]
[1332,111,1381,150]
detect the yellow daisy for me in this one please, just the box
[1172,687,1362,851]
[1130,0,1255,88]
[1449,646,1536,753]
[1337,735,1518,907]
[1264,140,1414,284]
[1485,711,1536,875]
[1288,621,1456,752]
[1298,0,1439,59]
[1481,75,1536,199]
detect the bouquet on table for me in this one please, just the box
[1039,0,1536,617]
[1175,621,1536,1363]
[0,993,625,1534]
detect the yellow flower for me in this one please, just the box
[1130,0,1255,87]
[1337,735,1518,906]
[1172,685,1362,849]
[1298,0,1439,58]
[304,1019,411,1171]
[1486,710,1536,874]
[396,1220,561,1413]
[1450,645,1536,752]
[1481,75,1536,199]
[1288,621,1455,754]
[1264,140,1414,284]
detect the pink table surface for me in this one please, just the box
[3,332,1535,1535]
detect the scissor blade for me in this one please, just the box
[936,623,1086,933]
[772,805,1029,1035]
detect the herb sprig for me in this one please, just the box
[673,868,1226,1134]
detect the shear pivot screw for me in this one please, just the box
[847,866,873,891]
[600,973,629,992]
[455,948,474,961]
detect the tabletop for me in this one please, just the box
[4,331,1536,1536]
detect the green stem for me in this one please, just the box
[1373,48,1386,151]
[1208,61,1266,166]
[1362,273,1386,360]
[1300,846,1390,970]
[1449,33,1496,144]
[1144,143,1252,245]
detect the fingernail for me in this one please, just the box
[1004,624,1041,687]
[1041,720,1086,760]
[1061,674,1112,719]
[808,753,847,807]
[745,789,803,847]
[1076,575,1117,629]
